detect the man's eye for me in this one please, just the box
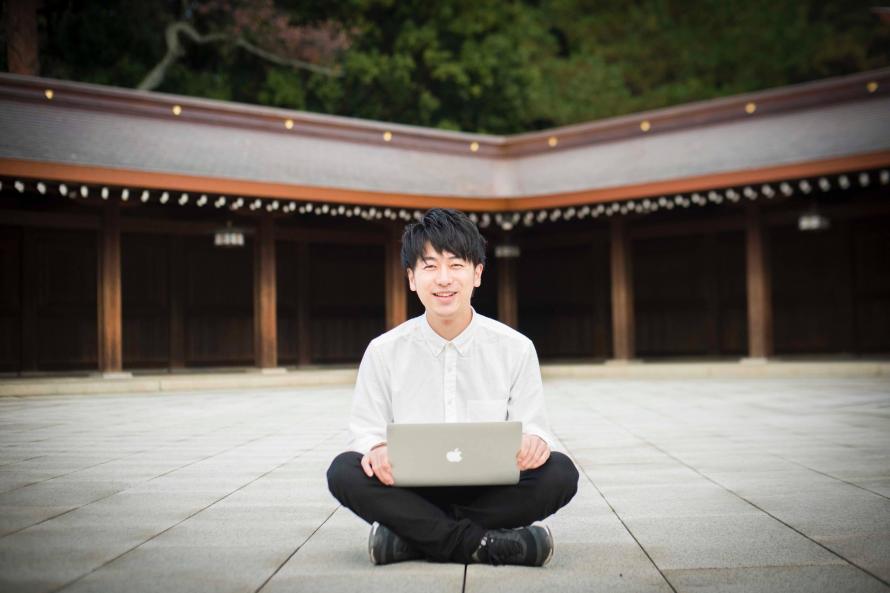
[424,265,435,270]
[451,264,463,269]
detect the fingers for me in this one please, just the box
[361,454,373,477]
[517,436,532,470]
[366,449,395,486]
[375,464,394,486]
[517,435,550,470]
[529,445,550,470]
[516,435,533,469]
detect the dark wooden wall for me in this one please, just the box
[185,236,255,365]
[2,206,888,372]
[771,216,890,354]
[132,233,389,368]
[0,228,20,372]
[122,234,169,367]
[0,227,98,371]
[634,232,747,357]
[303,243,385,363]
[518,240,612,360]
[122,234,256,367]
[853,218,890,353]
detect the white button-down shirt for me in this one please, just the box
[347,310,555,455]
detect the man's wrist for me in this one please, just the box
[370,442,387,451]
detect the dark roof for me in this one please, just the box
[1,69,888,207]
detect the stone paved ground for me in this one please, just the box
[0,377,888,593]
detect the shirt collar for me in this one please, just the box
[420,309,477,357]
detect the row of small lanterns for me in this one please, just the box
[40,80,882,153]
[3,169,888,231]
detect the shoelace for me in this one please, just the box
[484,535,525,565]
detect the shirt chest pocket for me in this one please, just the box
[466,399,507,422]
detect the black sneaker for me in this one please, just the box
[368,522,425,565]
[471,524,554,566]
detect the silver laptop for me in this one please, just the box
[387,421,522,487]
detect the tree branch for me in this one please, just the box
[234,36,339,77]
[138,20,339,92]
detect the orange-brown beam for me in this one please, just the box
[497,256,518,329]
[3,150,889,213]
[610,219,635,360]
[98,200,123,372]
[745,203,773,359]
[253,215,278,368]
[385,226,407,330]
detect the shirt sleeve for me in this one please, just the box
[506,340,557,450]
[347,341,393,455]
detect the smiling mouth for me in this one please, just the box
[433,292,457,297]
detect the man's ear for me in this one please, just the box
[406,267,417,292]
[473,263,483,288]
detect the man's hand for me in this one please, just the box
[361,443,395,486]
[517,434,550,471]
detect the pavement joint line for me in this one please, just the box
[0,421,335,541]
[47,429,344,593]
[253,505,341,593]
[580,402,890,589]
[461,562,467,593]
[0,453,47,468]
[557,433,680,593]
[771,453,890,502]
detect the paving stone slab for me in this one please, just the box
[0,469,61,492]
[465,541,673,593]
[0,522,158,593]
[599,483,760,519]
[0,377,888,593]
[260,508,463,593]
[0,480,125,507]
[664,565,890,593]
[819,532,890,583]
[741,488,890,538]
[60,544,292,593]
[623,514,844,570]
[0,504,74,537]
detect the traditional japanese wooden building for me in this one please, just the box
[1,68,888,375]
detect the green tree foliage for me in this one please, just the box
[23,0,890,133]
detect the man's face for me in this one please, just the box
[407,243,483,322]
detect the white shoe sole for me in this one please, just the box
[368,522,380,565]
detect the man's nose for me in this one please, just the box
[436,266,452,284]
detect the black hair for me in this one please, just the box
[400,208,487,270]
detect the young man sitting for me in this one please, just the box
[326,208,579,566]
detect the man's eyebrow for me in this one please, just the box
[420,253,463,262]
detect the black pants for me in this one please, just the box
[326,451,579,563]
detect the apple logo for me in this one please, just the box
[446,448,463,463]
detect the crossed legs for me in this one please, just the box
[326,451,579,563]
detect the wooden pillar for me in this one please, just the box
[168,235,186,369]
[296,242,311,366]
[745,203,773,359]
[6,0,39,75]
[97,201,124,373]
[253,216,278,369]
[385,227,407,330]
[610,218,636,361]
[496,249,519,329]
